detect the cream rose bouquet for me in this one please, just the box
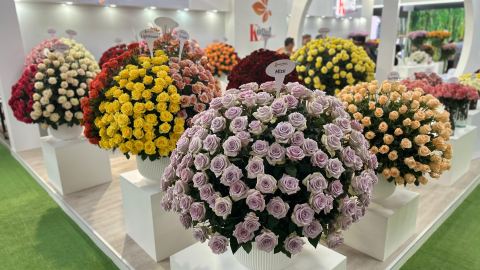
[337,80,453,185]
[160,81,378,257]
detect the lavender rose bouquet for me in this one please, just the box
[161,81,378,257]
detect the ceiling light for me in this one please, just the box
[66,1,73,4]
[150,6,156,9]
[321,16,325,18]
[110,4,116,7]
[348,17,353,19]
[306,15,310,17]
[184,8,189,11]
[213,10,218,13]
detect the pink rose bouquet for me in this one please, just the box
[161,80,378,257]
[24,38,61,70]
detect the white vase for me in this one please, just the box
[371,174,396,201]
[48,125,83,140]
[136,157,170,185]
[233,243,297,270]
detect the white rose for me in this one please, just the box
[58,57,65,63]
[34,82,44,90]
[74,52,81,59]
[58,88,67,95]
[70,98,79,106]
[77,69,85,76]
[63,63,70,68]
[53,60,60,67]
[76,88,85,96]
[41,123,49,130]
[35,73,44,80]
[67,77,73,84]
[71,63,78,69]
[43,59,51,65]
[79,83,86,89]
[88,66,95,72]
[34,108,42,114]
[86,71,92,78]
[60,73,68,80]
[64,110,73,118]
[80,64,87,70]
[60,82,68,88]
[33,93,41,101]
[86,78,92,84]
[40,96,49,105]
[46,104,55,112]
[75,111,83,119]
[66,56,74,62]
[66,90,75,98]
[57,96,67,104]
[48,77,57,84]
[43,110,51,117]
[71,70,78,77]
[33,101,41,110]
[72,79,79,87]
[43,89,52,98]
[59,66,68,73]
[30,111,39,120]
[50,113,60,122]
[37,63,46,70]
[46,68,55,75]
[63,101,72,109]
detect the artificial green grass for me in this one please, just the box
[401,184,480,270]
[0,144,117,270]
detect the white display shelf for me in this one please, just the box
[343,189,419,261]
[120,170,196,262]
[467,110,480,159]
[40,135,112,195]
[170,241,346,270]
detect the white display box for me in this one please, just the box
[120,170,196,262]
[428,125,477,186]
[40,135,112,195]
[170,241,346,270]
[467,111,480,159]
[392,64,433,79]
[343,189,419,261]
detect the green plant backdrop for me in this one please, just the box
[409,8,465,42]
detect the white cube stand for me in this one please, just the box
[120,170,196,262]
[428,125,477,186]
[40,135,112,195]
[467,111,480,159]
[170,241,346,270]
[343,189,419,261]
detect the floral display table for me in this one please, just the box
[467,111,480,159]
[392,63,441,79]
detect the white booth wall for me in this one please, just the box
[302,17,368,41]
[15,2,226,61]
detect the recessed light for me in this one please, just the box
[150,6,156,9]
[321,16,325,18]
[348,17,353,19]
[306,15,310,17]
[212,10,218,12]
[184,8,189,11]
[66,1,73,5]
[110,4,116,7]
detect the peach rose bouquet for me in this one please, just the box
[337,80,453,185]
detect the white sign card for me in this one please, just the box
[53,43,70,54]
[387,71,400,83]
[47,29,56,38]
[66,29,77,39]
[425,67,433,76]
[43,48,50,57]
[318,28,330,39]
[260,29,272,49]
[139,29,160,58]
[471,73,477,80]
[409,75,416,81]
[177,30,189,62]
[266,59,295,98]
[114,38,123,45]
[154,17,177,36]
[447,77,459,84]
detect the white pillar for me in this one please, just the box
[286,0,313,51]
[375,0,400,82]
[0,0,41,152]
[455,0,480,76]
[361,0,374,35]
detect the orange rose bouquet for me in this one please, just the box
[205,43,239,77]
[337,80,453,186]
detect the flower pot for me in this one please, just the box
[433,47,442,62]
[470,99,478,110]
[136,157,170,185]
[371,174,396,201]
[233,244,297,270]
[48,125,83,140]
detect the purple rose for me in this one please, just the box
[326,232,344,249]
[193,128,209,140]
[278,174,301,195]
[223,136,242,157]
[179,213,192,229]
[366,154,378,170]
[207,192,221,208]
[242,92,257,108]
[225,106,243,119]
[248,121,267,135]
[308,102,323,116]
[239,82,258,91]
[209,97,223,110]
[283,94,298,109]
[337,214,353,231]
[291,203,315,227]
[171,197,181,212]
[250,140,269,157]
[232,222,255,244]
[325,158,345,179]
[266,197,290,219]
[163,165,176,180]
[272,122,295,143]
[210,154,230,177]
[229,181,250,201]
[176,137,190,153]
[266,143,286,165]
[236,131,252,147]
[161,195,171,211]
[353,206,366,222]
[199,183,214,200]
[341,197,357,216]
[194,153,210,170]
[245,156,264,179]
[221,94,236,108]
[253,106,273,123]
[174,180,189,195]
[310,193,334,214]
[332,107,350,120]
[284,235,304,255]
[323,135,342,152]
[161,178,171,192]
[220,165,243,186]
[255,174,277,194]
[350,120,363,132]
[260,81,277,92]
[330,98,345,109]
[208,233,229,254]
[244,212,261,232]
[193,172,208,187]
[291,85,306,98]
[335,118,352,134]
[349,130,367,150]
[328,180,344,198]
[210,116,226,133]
[166,187,174,200]
[181,168,194,182]
[313,90,326,97]
[246,190,265,211]
[187,126,200,138]
[203,134,220,154]
[271,98,288,116]
[291,131,305,146]
[193,226,209,243]
[302,172,327,194]
[188,137,203,153]
[341,146,359,168]
[285,81,300,91]
[230,116,248,134]
[304,89,314,98]
[358,193,371,207]
[302,138,318,156]
[200,111,216,128]
[288,112,307,131]
[190,202,206,221]
[302,220,323,239]
[255,230,278,252]
[214,196,232,218]
[255,92,273,105]
[286,145,305,161]
[324,123,344,138]
[225,89,240,95]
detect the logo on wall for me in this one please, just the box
[252,0,272,23]
[336,0,357,16]
[250,24,273,42]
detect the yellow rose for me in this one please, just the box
[158,148,169,157]
[99,127,107,138]
[167,140,176,151]
[169,93,181,104]
[333,66,340,73]
[167,85,177,94]
[133,118,144,128]
[121,102,134,116]
[160,65,170,72]
[174,117,185,126]
[117,114,130,127]
[346,63,353,70]
[113,134,123,145]
[118,93,130,104]
[144,131,156,141]
[106,125,116,137]
[113,89,123,98]
[133,128,144,139]
[145,101,155,111]
[138,69,146,77]
[106,103,115,114]
[145,114,158,125]
[321,67,328,74]
[155,136,169,148]
[169,103,180,113]
[107,114,115,123]
[119,143,129,153]
[155,50,165,57]
[151,85,163,94]
[134,140,144,151]
[119,70,129,79]
[169,132,180,142]
[133,103,146,114]
[125,140,134,150]
[160,111,173,122]
[157,92,170,102]
[121,127,132,139]
[133,82,145,92]
[94,117,105,128]
[156,102,167,112]
[126,82,135,91]
[326,62,333,69]
[142,90,152,100]
[130,148,139,155]
[159,123,171,133]
[304,77,312,84]
[152,57,166,65]
[143,122,154,132]
[173,124,185,135]
[142,61,151,70]
[144,141,156,155]
[129,70,139,80]
[157,70,168,78]
[131,90,142,100]
[152,66,161,73]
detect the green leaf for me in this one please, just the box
[268,215,280,228]
[307,233,322,248]
[288,221,296,233]
[243,242,252,254]
[230,237,240,254]
[285,166,297,177]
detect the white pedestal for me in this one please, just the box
[170,241,346,270]
[428,125,477,186]
[393,64,432,79]
[467,111,480,159]
[40,135,112,195]
[120,170,196,262]
[343,189,419,261]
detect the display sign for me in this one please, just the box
[114,38,123,45]
[47,29,56,38]
[66,29,77,39]
[53,43,70,54]
[336,0,357,16]
[318,28,330,39]
[261,30,272,49]
[154,17,177,36]
[43,48,50,57]
[409,75,416,81]
[177,30,189,62]
[266,59,295,98]
[139,29,160,58]
[471,73,477,80]
[387,71,400,83]
[425,67,433,76]
[447,77,459,84]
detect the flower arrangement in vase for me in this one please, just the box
[440,43,459,73]
[99,44,129,67]
[291,37,375,96]
[432,83,479,128]
[459,74,480,109]
[8,65,38,124]
[407,30,429,50]
[419,44,434,56]
[365,39,379,49]
[337,80,453,193]
[205,43,239,77]
[426,31,451,61]
[160,80,379,267]
[408,51,429,65]
[226,49,301,90]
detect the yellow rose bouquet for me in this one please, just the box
[82,43,185,161]
[291,37,375,96]
[337,80,453,186]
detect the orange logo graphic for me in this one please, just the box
[252,0,272,23]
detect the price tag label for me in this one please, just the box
[66,29,77,39]
[387,71,400,83]
[43,48,50,57]
[177,29,189,62]
[425,67,433,76]
[266,59,295,98]
[447,77,459,84]
[47,29,56,38]
[139,29,160,58]
[409,75,416,81]
[154,17,177,36]
[53,43,70,54]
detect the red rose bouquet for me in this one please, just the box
[99,44,128,67]
[8,65,38,123]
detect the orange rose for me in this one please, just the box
[425,110,434,119]
[370,146,379,154]
[344,94,354,103]
[411,121,420,129]
[394,128,403,136]
[348,104,358,113]
[389,111,399,121]
[444,122,451,129]
[359,88,367,96]
[353,112,363,121]
[414,162,423,172]
[390,167,400,178]
[369,101,376,110]
[395,176,405,185]
[382,168,391,179]
[404,156,416,168]
[430,162,441,173]
[411,100,420,110]
[365,131,375,139]
[419,125,432,134]
[429,172,440,179]
[388,150,398,161]
[426,98,440,109]
[400,138,412,149]
[367,84,377,94]
[432,137,447,151]
[382,82,391,93]
[362,117,372,127]
[379,145,390,154]
[378,95,388,105]
[412,91,422,100]
[399,105,408,114]
[414,111,426,121]
[374,108,384,117]
[418,176,428,185]
[379,122,388,132]
[403,118,412,126]
[446,143,452,151]
[436,111,450,123]
[383,134,394,144]
[414,135,430,145]
[401,92,412,103]
[432,122,445,132]
[439,129,451,141]
[422,164,430,173]
[390,91,400,101]
[418,146,431,156]
[405,173,416,184]
[430,155,442,164]
[354,93,363,103]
